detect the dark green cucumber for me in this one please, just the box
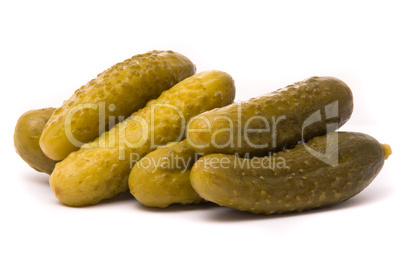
[190,132,391,215]
[187,76,353,156]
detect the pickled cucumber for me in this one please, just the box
[190,132,391,215]
[14,108,57,174]
[50,70,236,206]
[40,50,196,161]
[187,76,353,156]
[129,139,203,208]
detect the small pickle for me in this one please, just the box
[190,132,391,215]
[187,76,353,156]
[129,140,203,208]
[41,50,196,161]
[14,108,57,174]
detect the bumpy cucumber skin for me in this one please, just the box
[14,108,57,174]
[190,132,386,215]
[40,50,196,161]
[129,139,203,208]
[187,76,353,156]
[50,70,236,206]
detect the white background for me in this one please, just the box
[1,0,401,268]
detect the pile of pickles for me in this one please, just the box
[14,50,392,215]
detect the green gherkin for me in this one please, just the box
[190,132,391,215]
[50,70,236,207]
[187,76,353,156]
[40,50,196,161]
[129,139,203,208]
[14,108,57,174]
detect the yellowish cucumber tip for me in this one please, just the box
[382,144,392,160]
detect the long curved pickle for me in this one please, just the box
[190,132,392,215]
[14,108,57,174]
[129,139,203,208]
[50,70,236,206]
[187,76,353,156]
[40,50,196,161]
